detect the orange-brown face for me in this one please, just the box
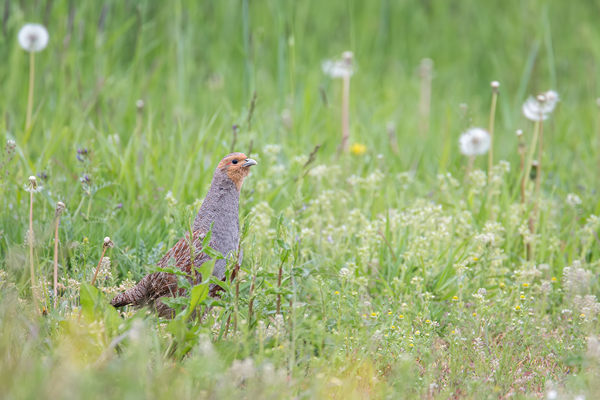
[218,152,258,190]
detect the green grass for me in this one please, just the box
[1,0,600,398]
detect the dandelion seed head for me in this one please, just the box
[263,144,282,157]
[566,193,582,207]
[54,201,66,218]
[419,58,434,74]
[516,129,523,136]
[491,81,500,88]
[523,90,559,121]
[459,128,491,156]
[18,24,49,53]
[322,52,354,78]
[545,90,559,102]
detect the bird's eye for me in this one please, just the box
[232,159,238,165]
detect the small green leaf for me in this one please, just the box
[202,222,213,249]
[209,276,230,292]
[198,258,217,283]
[182,283,210,320]
[276,239,290,250]
[202,245,224,260]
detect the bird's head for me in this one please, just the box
[217,152,258,190]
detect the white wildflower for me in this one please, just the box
[263,144,281,156]
[339,268,350,279]
[229,358,256,384]
[165,190,178,207]
[322,51,354,78]
[563,261,591,294]
[522,90,559,121]
[96,257,112,280]
[18,24,49,52]
[309,165,328,179]
[566,193,582,207]
[459,128,491,156]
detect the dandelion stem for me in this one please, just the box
[534,119,544,198]
[522,121,540,202]
[233,262,240,332]
[247,271,257,328]
[29,190,39,314]
[488,90,498,179]
[26,51,35,130]
[418,59,433,138]
[464,155,475,186]
[91,246,108,286]
[53,216,60,308]
[518,137,526,204]
[341,74,350,152]
[276,259,284,314]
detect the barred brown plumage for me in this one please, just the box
[110,152,258,318]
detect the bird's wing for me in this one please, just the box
[156,230,213,280]
[111,230,214,307]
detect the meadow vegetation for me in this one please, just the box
[1,1,600,398]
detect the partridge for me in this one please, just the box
[110,152,257,318]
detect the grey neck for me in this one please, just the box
[192,169,241,255]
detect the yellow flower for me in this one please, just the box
[334,291,339,295]
[523,283,529,288]
[473,257,478,261]
[83,237,89,244]
[472,312,477,317]
[580,313,586,318]
[499,282,505,288]
[551,277,557,282]
[371,312,377,317]
[451,330,456,334]
[391,326,396,330]
[399,315,404,319]
[452,296,458,301]
[425,319,431,323]
[362,314,366,317]
[415,330,420,335]
[409,343,414,347]
[515,306,521,311]
[388,311,392,315]
[520,295,525,299]
[350,143,367,156]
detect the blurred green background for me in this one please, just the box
[1,2,600,398]
[1,0,600,263]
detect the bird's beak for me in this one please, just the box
[243,158,258,167]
